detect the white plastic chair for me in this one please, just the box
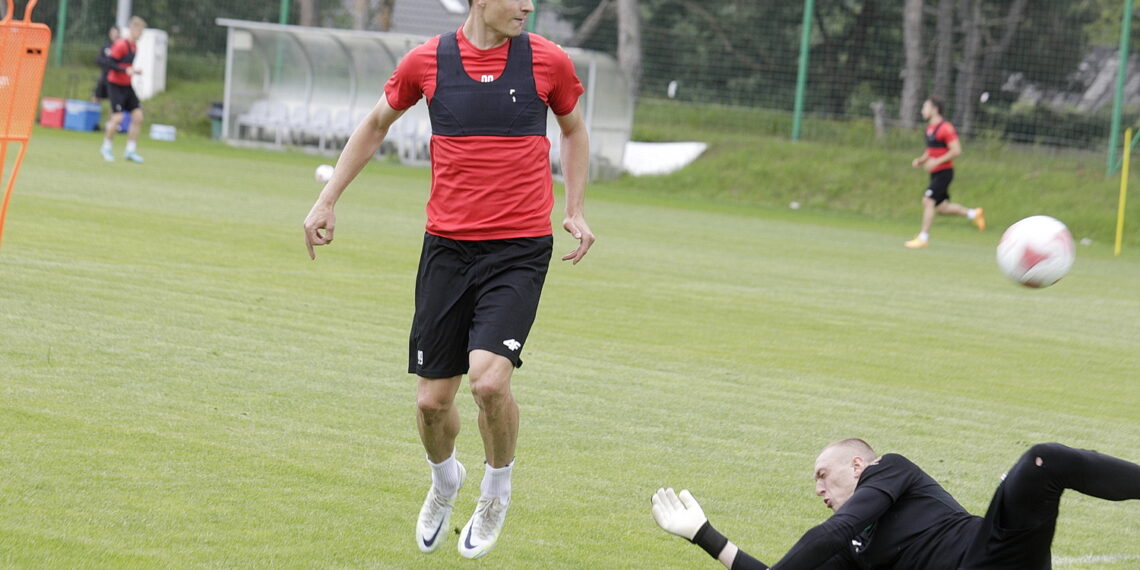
[263,102,290,145]
[236,100,269,140]
[302,106,332,149]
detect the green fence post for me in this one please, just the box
[792,0,815,142]
[274,0,290,84]
[1108,0,1134,175]
[52,0,68,67]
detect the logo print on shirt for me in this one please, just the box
[503,339,521,351]
[481,74,494,83]
[509,88,516,103]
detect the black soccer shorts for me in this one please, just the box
[107,82,140,114]
[92,77,109,100]
[923,168,954,205]
[408,233,552,379]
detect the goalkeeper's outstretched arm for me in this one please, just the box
[650,488,771,570]
[651,487,868,570]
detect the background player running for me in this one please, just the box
[906,96,985,248]
[100,16,146,164]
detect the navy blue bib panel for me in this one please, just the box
[925,121,948,149]
[429,32,548,137]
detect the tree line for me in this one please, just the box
[555,0,1129,143]
[22,0,1135,144]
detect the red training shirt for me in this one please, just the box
[925,121,958,173]
[384,28,584,240]
[106,38,137,86]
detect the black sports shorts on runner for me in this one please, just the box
[92,77,109,100]
[107,82,140,114]
[923,168,954,205]
[408,233,553,379]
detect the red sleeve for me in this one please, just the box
[383,37,439,111]
[939,122,959,144]
[530,35,584,116]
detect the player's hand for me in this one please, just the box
[303,201,336,260]
[561,214,595,264]
[651,488,708,541]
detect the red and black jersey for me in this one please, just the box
[384,28,584,240]
[106,38,137,86]
[925,120,958,172]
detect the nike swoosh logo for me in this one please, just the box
[422,519,445,548]
[463,524,477,550]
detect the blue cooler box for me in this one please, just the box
[64,100,101,131]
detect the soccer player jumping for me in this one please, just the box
[303,0,594,560]
[653,438,1140,568]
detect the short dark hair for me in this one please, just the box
[826,438,875,458]
[926,96,946,116]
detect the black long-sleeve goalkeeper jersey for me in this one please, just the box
[737,454,981,569]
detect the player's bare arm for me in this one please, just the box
[304,96,406,259]
[555,105,594,264]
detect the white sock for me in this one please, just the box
[481,461,513,502]
[967,209,977,220]
[101,139,112,151]
[918,232,930,242]
[428,451,461,495]
[126,141,138,154]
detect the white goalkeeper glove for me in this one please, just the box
[651,487,708,541]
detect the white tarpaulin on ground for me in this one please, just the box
[622,141,707,176]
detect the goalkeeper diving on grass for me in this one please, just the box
[651,438,1140,569]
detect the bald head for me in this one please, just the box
[823,438,875,460]
[814,438,877,512]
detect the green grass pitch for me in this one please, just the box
[1,128,1138,568]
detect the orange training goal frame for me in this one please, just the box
[0,0,52,250]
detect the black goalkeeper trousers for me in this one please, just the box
[963,443,1140,569]
[1002,442,1140,524]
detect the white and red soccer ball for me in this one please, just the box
[996,215,1075,288]
[314,164,335,183]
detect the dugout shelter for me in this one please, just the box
[216,19,633,180]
